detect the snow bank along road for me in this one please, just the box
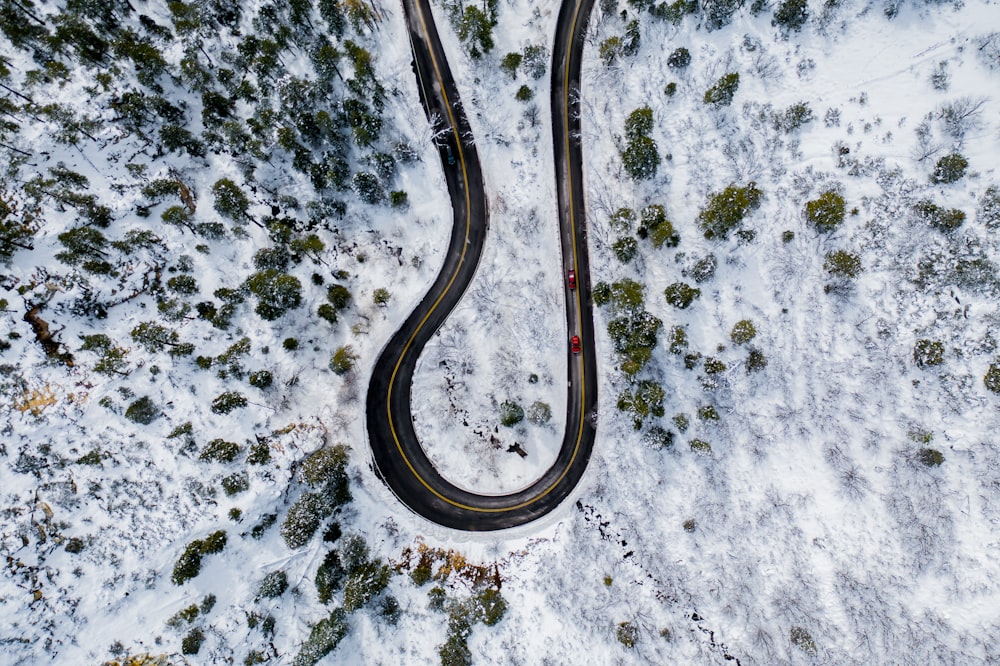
[365,0,599,530]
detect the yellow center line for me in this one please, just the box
[384,0,589,514]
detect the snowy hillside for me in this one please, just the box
[2,0,1000,664]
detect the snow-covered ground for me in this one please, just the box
[3,0,1000,663]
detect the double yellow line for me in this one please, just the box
[384,0,589,514]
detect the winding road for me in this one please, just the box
[364,0,597,530]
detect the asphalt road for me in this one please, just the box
[364,0,598,530]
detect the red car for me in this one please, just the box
[567,269,576,290]
[570,335,581,354]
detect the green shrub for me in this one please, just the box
[775,102,814,132]
[930,153,968,184]
[913,200,965,232]
[668,326,688,354]
[171,531,227,585]
[172,541,204,585]
[315,551,346,604]
[616,621,639,648]
[200,438,240,462]
[246,270,303,320]
[690,439,712,454]
[609,208,635,232]
[329,346,357,375]
[249,370,273,389]
[913,339,944,368]
[704,357,727,374]
[621,135,660,180]
[283,337,300,351]
[499,400,524,427]
[500,51,522,77]
[125,396,160,425]
[324,522,342,544]
[343,560,392,611]
[612,236,638,263]
[211,391,247,415]
[730,319,757,344]
[247,438,271,465]
[643,426,674,449]
[212,178,250,221]
[202,530,227,554]
[824,250,863,278]
[515,85,533,102]
[378,595,401,625]
[167,275,199,295]
[805,190,845,232]
[318,303,338,324]
[167,603,200,628]
[389,191,408,208]
[428,586,448,611]
[917,448,944,467]
[222,471,249,496]
[527,401,552,425]
[697,183,763,240]
[250,513,277,540]
[673,413,689,432]
[181,628,204,655]
[281,492,329,549]
[616,380,665,430]
[592,281,612,306]
[667,47,691,69]
[789,626,817,656]
[257,570,289,598]
[327,284,352,310]
[253,246,291,272]
[773,0,808,30]
[977,185,1000,229]
[747,348,768,373]
[652,0,697,23]
[689,254,717,282]
[292,609,348,666]
[599,36,623,66]
[638,204,678,248]
[411,562,433,586]
[664,282,700,309]
[624,106,654,140]
[300,444,350,486]
[474,588,507,626]
[703,72,739,107]
[984,361,1000,394]
[697,405,719,421]
[373,288,391,306]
